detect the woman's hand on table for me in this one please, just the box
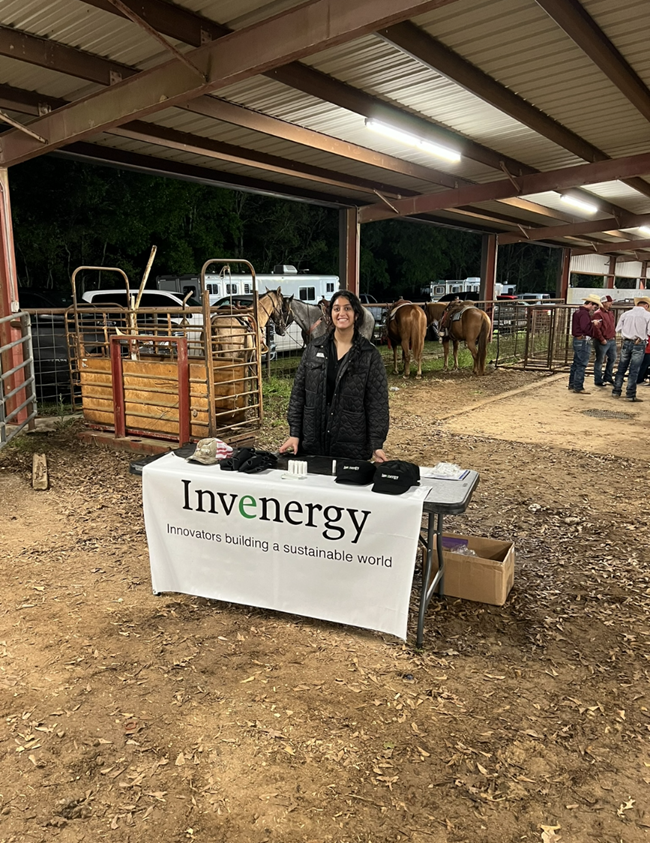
[279,436,300,455]
[372,449,387,463]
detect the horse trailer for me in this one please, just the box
[157,265,340,354]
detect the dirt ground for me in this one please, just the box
[1,365,649,843]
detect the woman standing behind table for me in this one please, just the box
[279,290,389,462]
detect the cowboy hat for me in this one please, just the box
[582,294,602,305]
[634,296,650,307]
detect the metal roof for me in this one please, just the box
[1,0,650,254]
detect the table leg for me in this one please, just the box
[416,513,445,648]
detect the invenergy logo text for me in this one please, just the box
[181,478,371,543]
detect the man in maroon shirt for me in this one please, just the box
[568,294,601,394]
[592,294,617,387]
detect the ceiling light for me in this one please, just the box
[365,118,461,163]
[639,226,650,236]
[560,194,599,215]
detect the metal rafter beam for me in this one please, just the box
[379,20,650,200]
[0,0,461,166]
[617,253,650,262]
[359,151,650,223]
[81,0,639,218]
[571,238,650,256]
[82,0,529,176]
[0,24,135,86]
[499,213,650,245]
[57,142,349,206]
[82,0,229,46]
[0,81,590,229]
[0,83,437,197]
[0,15,624,225]
[112,121,417,198]
[535,0,650,123]
[0,80,461,191]
[103,0,207,81]
[0,82,629,241]
[181,96,464,189]
[266,61,532,177]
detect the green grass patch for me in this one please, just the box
[263,376,293,425]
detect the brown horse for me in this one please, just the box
[211,288,285,356]
[386,300,427,379]
[425,301,492,375]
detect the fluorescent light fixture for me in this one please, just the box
[365,118,461,163]
[560,193,599,215]
[639,226,650,236]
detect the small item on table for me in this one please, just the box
[220,448,278,473]
[335,459,376,486]
[372,460,420,495]
[186,437,233,465]
[287,459,308,478]
[426,462,469,481]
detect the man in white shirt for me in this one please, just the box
[612,296,650,402]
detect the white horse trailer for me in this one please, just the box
[156,266,340,353]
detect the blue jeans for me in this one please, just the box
[569,338,591,391]
[637,352,650,384]
[613,339,646,398]
[594,338,616,385]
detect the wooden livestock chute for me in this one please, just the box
[66,263,263,446]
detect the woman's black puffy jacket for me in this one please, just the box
[287,333,389,459]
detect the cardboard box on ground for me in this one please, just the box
[430,532,514,606]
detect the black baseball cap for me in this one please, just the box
[372,460,420,495]
[335,459,376,486]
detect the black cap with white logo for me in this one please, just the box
[335,459,377,486]
[372,460,420,495]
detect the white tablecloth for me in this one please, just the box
[143,453,426,638]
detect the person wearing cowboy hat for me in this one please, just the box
[612,296,650,402]
[592,294,617,387]
[568,294,601,394]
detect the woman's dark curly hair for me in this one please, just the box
[328,290,365,336]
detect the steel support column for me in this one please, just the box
[606,256,616,289]
[558,248,571,300]
[480,235,497,315]
[0,168,26,422]
[339,208,360,296]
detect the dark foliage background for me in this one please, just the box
[10,157,559,302]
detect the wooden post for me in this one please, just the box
[558,247,571,300]
[480,234,497,317]
[606,256,616,289]
[0,168,27,422]
[339,207,360,296]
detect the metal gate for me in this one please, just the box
[492,301,574,370]
[0,311,38,448]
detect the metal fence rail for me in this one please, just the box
[0,311,38,448]
[24,307,73,404]
[65,303,263,443]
